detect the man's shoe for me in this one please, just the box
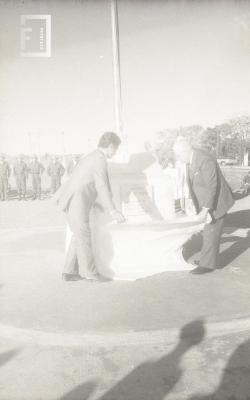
[96,275,111,282]
[190,266,214,275]
[62,273,84,281]
[87,273,111,282]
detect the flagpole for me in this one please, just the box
[110,0,128,157]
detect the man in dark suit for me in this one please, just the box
[54,132,125,282]
[173,138,235,274]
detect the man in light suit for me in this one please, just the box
[173,138,235,274]
[54,132,125,281]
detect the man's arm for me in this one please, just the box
[194,157,218,224]
[93,158,115,212]
[200,157,218,210]
[60,164,65,176]
[7,163,11,177]
[67,162,72,176]
[40,163,45,174]
[47,165,51,176]
[24,163,29,178]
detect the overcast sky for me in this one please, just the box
[1,0,250,154]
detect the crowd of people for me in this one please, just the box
[0,153,81,201]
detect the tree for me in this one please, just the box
[228,116,250,165]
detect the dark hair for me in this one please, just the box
[98,132,121,148]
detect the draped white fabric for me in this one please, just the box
[65,158,202,280]
[66,214,203,280]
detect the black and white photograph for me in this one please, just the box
[1,0,250,399]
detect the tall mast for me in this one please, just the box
[110,0,128,155]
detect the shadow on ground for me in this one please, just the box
[0,349,20,369]
[59,325,250,400]
[232,191,248,201]
[189,338,250,400]
[183,209,250,269]
[60,381,97,400]
[60,320,206,400]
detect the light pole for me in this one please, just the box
[27,132,32,154]
[110,0,128,157]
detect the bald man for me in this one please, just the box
[173,138,234,274]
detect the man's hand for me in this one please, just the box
[93,202,104,213]
[110,209,126,223]
[206,212,213,224]
[195,207,209,223]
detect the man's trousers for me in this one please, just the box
[0,176,8,200]
[200,216,225,269]
[63,193,98,278]
[31,174,42,198]
[15,175,26,197]
[51,176,61,194]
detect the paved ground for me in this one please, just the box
[0,194,250,399]
[1,327,250,399]
[1,195,250,334]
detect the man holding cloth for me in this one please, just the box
[54,132,125,281]
[173,137,235,274]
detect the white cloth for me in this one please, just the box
[65,212,203,281]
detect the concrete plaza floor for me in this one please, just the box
[0,194,250,399]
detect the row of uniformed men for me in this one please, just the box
[0,154,80,200]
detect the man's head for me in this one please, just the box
[52,156,57,163]
[0,154,5,162]
[32,155,38,162]
[98,132,121,159]
[173,137,193,164]
[18,155,24,162]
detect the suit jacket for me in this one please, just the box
[0,161,11,178]
[13,161,28,177]
[47,162,65,177]
[188,148,234,220]
[54,149,115,214]
[29,161,45,175]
